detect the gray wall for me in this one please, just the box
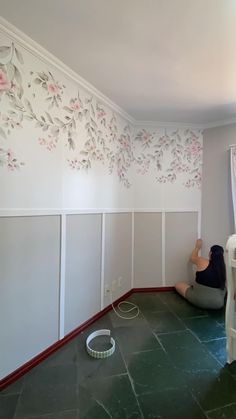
[0,216,60,379]
[165,212,198,285]
[201,124,236,255]
[65,214,102,335]
[134,213,162,287]
[103,213,132,306]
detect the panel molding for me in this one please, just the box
[59,215,66,339]
[162,212,166,287]
[0,208,200,217]
[100,213,106,310]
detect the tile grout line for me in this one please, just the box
[119,350,145,419]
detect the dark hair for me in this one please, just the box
[210,245,226,289]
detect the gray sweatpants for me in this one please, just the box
[185,282,226,309]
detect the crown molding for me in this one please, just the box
[0,17,135,125]
[0,17,235,131]
[134,120,204,129]
[201,117,236,130]
[135,117,236,130]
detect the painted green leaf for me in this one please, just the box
[45,112,53,123]
[6,62,15,80]
[91,104,95,118]
[63,106,73,113]
[0,46,11,60]
[18,85,24,99]
[0,127,7,139]
[24,99,33,113]
[54,117,64,127]
[15,47,24,65]
[14,66,22,85]
[34,78,42,84]
[24,114,34,121]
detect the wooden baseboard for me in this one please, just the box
[0,287,174,390]
[132,287,175,293]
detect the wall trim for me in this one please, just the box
[131,211,135,289]
[100,213,106,310]
[201,117,236,130]
[134,208,200,213]
[0,208,135,217]
[134,120,204,129]
[132,287,174,293]
[0,17,134,125]
[59,215,66,339]
[0,208,200,217]
[0,287,174,390]
[161,212,166,287]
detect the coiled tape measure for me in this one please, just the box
[86,329,115,359]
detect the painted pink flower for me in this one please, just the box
[47,83,59,95]
[0,69,11,91]
[188,144,199,156]
[98,110,106,118]
[7,149,14,160]
[70,101,81,111]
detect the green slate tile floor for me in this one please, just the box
[1,291,236,419]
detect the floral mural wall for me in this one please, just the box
[0,29,202,209]
[134,127,202,188]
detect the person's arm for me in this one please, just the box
[190,239,203,265]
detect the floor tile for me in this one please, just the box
[78,375,142,418]
[158,291,208,317]
[158,330,222,373]
[138,387,207,419]
[0,377,24,395]
[37,339,78,369]
[14,365,77,418]
[14,411,78,419]
[127,348,185,395]
[182,316,226,342]
[0,394,19,419]
[158,329,201,350]
[143,310,186,334]
[204,338,227,366]
[206,308,225,326]
[76,332,126,384]
[109,309,149,328]
[207,403,236,419]
[129,292,167,312]
[114,325,162,355]
[185,368,236,411]
[168,345,222,373]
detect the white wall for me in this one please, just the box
[0,28,202,211]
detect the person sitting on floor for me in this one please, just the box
[175,239,226,309]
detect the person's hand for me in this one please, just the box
[195,239,202,249]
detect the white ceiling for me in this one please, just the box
[0,0,236,126]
